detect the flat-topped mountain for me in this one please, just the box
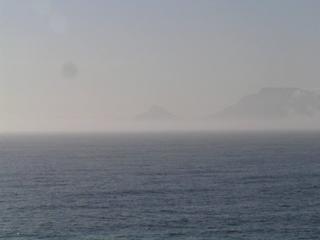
[135,105,177,121]
[214,88,320,120]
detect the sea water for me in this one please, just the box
[0,132,319,239]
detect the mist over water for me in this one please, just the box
[3,86,320,133]
[1,1,320,239]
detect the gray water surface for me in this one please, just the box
[0,132,319,239]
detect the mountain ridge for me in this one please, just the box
[213,87,320,120]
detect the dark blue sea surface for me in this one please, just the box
[0,132,319,239]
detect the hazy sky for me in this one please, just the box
[1,0,320,131]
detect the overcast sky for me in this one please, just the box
[1,0,320,131]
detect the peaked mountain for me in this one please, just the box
[214,88,320,120]
[135,105,177,121]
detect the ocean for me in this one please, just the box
[0,132,319,239]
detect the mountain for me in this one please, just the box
[135,105,177,121]
[214,88,320,120]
